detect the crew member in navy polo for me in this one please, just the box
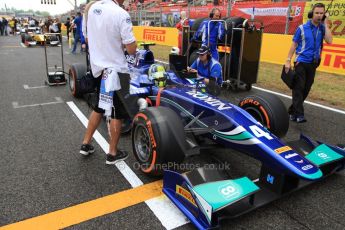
[285,2,332,123]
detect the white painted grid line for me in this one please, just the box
[252,86,345,115]
[12,97,63,109]
[66,101,189,229]
[23,84,48,89]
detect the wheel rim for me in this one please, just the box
[69,71,75,92]
[245,107,266,126]
[134,123,152,163]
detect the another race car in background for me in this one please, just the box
[20,25,60,47]
[68,27,345,229]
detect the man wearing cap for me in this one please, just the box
[188,46,222,86]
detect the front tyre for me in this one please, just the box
[132,107,186,176]
[239,93,289,138]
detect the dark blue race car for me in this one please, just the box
[69,43,345,230]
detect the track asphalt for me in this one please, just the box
[0,36,344,230]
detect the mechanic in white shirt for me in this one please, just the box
[80,0,137,165]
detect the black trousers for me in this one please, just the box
[289,62,317,116]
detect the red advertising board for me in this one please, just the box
[230,2,305,34]
[155,2,306,34]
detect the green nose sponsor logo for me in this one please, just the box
[218,183,240,200]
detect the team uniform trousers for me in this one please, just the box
[291,62,317,116]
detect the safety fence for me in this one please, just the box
[129,0,345,38]
[133,26,345,75]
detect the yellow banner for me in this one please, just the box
[260,34,345,75]
[132,26,344,75]
[133,26,178,47]
[304,0,345,38]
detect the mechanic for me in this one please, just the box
[175,11,189,55]
[70,12,83,54]
[193,8,224,60]
[188,46,222,86]
[80,0,137,165]
[43,16,52,33]
[285,3,332,123]
[64,17,71,43]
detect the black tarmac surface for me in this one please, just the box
[0,35,344,230]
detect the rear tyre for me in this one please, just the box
[245,84,252,91]
[21,33,25,43]
[132,107,186,176]
[69,63,87,98]
[188,49,199,65]
[239,93,289,138]
[121,119,132,135]
[23,34,32,46]
[224,17,246,45]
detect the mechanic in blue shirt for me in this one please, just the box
[71,12,83,54]
[285,2,332,123]
[188,46,223,86]
[193,8,224,60]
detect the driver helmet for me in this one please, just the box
[148,64,167,87]
[170,47,180,55]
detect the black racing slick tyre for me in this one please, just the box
[132,107,187,176]
[23,34,33,46]
[21,33,25,43]
[189,49,199,65]
[69,63,87,98]
[121,119,132,135]
[224,17,246,45]
[239,93,289,138]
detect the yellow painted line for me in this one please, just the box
[1,46,21,48]
[0,180,163,230]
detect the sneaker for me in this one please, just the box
[289,114,296,121]
[106,150,129,165]
[296,116,307,123]
[80,144,95,156]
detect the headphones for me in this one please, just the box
[199,46,212,60]
[308,3,325,19]
[209,8,221,19]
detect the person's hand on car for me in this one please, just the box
[187,67,197,73]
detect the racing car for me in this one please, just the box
[69,41,345,229]
[20,26,60,47]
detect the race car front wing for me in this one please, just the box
[163,135,345,229]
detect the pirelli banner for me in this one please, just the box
[133,26,178,47]
[261,34,345,75]
[133,26,344,75]
[304,0,345,38]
